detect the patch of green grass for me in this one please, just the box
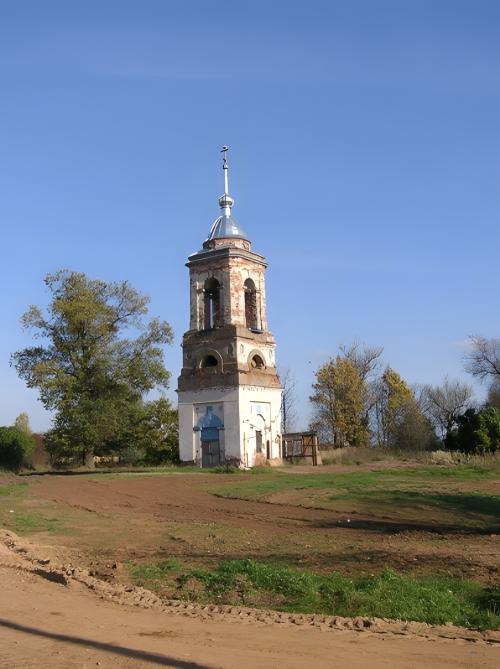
[211,465,500,502]
[6,512,63,533]
[128,557,182,590]
[0,482,27,497]
[325,490,500,523]
[389,465,498,480]
[177,560,500,630]
[211,464,243,474]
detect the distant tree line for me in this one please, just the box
[6,269,499,469]
[310,338,500,454]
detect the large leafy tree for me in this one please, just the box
[12,270,173,467]
[310,357,368,447]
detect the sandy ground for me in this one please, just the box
[1,532,499,669]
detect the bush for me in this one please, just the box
[119,445,146,466]
[448,408,500,454]
[0,426,35,471]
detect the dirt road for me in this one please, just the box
[1,538,499,669]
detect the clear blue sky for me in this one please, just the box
[1,1,499,431]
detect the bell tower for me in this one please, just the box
[178,147,282,467]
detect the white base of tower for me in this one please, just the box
[178,385,282,468]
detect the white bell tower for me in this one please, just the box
[177,148,282,467]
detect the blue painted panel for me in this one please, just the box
[201,427,219,441]
[197,405,223,430]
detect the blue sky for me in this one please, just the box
[0,0,499,431]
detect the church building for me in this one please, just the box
[177,148,282,468]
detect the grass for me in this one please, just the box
[0,482,27,497]
[211,465,499,502]
[128,557,182,589]
[326,490,500,517]
[4,512,63,533]
[0,480,65,534]
[128,557,500,630]
[209,465,500,530]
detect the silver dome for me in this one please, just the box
[207,214,248,241]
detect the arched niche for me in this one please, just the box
[204,277,221,329]
[244,278,258,330]
[247,349,266,370]
[199,349,224,371]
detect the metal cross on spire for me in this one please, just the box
[221,145,229,195]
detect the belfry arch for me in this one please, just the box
[244,278,258,330]
[204,277,221,329]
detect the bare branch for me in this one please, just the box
[464,336,500,382]
[339,341,384,382]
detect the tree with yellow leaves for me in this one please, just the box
[310,357,369,447]
[375,367,435,450]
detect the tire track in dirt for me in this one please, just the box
[1,529,499,647]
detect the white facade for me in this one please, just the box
[179,385,282,467]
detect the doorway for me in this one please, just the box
[255,430,263,454]
[201,426,221,468]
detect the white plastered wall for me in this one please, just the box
[238,385,282,466]
[178,387,240,464]
[179,383,282,467]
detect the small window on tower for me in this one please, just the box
[204,278,221,329]
[244,278,258,329]
[250,354,265,369]
[201,355,218,368]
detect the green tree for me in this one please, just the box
[141,398,179,464]
[14,412,32,435]
[12,270,173,467]
[310,357,368,447]
[448,407,500,454]
[0,426,35,471]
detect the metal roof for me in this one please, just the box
[207,213,248,241]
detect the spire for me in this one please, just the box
[205,145,248,242]
[222,145,229,194]
[218,145,234,216]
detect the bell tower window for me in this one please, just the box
[250,354,265,369]
[201,355,218,368]
[204,278,221,329]
[244,278,258,329]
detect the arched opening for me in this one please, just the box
[255,430,263,453]
[250,354,265,369]
[244,278,258,329]
[201,355,218,368]
[253,413,266,457]
[204,278,221,329]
